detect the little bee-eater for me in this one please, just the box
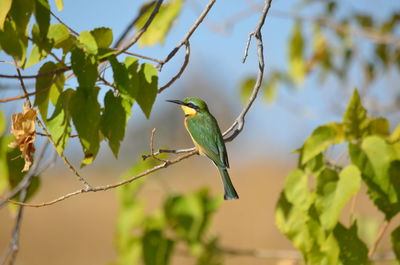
[167,98,239,200]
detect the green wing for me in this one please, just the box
[187,112,229,168]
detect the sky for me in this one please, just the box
[0,0,399,171]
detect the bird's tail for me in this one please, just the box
[218,167,239,200]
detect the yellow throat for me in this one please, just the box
[181,105,197,116]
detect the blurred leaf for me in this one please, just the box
[55,0,63,11]
[288,21,306,85]
[264,75,278,103]
[26,45,47,68]
[34,0,50,38]
[375,44,389,69]
[0,111,8,194]
[343,89,369,140]
[110,56,136,103]
[77,30,98,54]
[34,62,65,119]
[136,63,158,119]
[69,87,101,166]
[136,0,183,47]
[101,90,130,158]
[368,117,390,136]
[354,14,373,28]
[142,229,174,265]
[0,19,27,62]
[0,0,12,30]
[195,237,222,265]
[334,222,368,265]
[90,27,113,49]
[47,89,73,154]
[71,47,98,88]
[239,78,255,103]
[316,165,361,230]
[301,123,344,165]
[392,225,400,261]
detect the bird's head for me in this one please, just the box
[166,97,209,116]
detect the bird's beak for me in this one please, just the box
[166,99,186,106]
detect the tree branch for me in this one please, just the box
[223,0,273,142]
[158,41,190,93]
[368,220,390,258]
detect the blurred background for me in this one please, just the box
[1,0,400,264]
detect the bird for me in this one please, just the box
[167,97,239,200]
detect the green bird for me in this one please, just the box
[167,98,239,200]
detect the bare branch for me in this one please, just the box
[158,41,190,93]
[158,0,216,70]
[9,150,197,208]
[0,67,70,79]
[223,0,273,142]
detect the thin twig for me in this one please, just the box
[35,132,79,138]
[113,49,163,64]
[158,41,190,93]
[9,150,197,207]
[158,0,216,70]
[114,0,164,56]
[368,220,390,258]
[0,67,70,79]
[223,0,273,142]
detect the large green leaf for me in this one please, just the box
[90,27,113,49]
[71,47,98,88]
[47,89,74,154]
[349,137,400,220]
[136,63,158,119]
[333,222,368,265]
[135,0,183,47]
[343,89,369,140]
[9,0,34,34]
[109,56,135,102]
[34,0,50,39]
[77,30,98,54]
[48,24,70,47]
[69,87,101,166]
[316,165,361,230]
[0,0,12,31]
[0,19,27,62]
[101,90,131,158]
[288,21,306,85]
[34,62,65,119]
[301,122,344,165]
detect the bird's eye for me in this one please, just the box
[187,103,194,108]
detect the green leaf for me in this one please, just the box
[55,0,63,11]
[349,137,400,220]
[90,27,113,49]
[0,19,27,62]
[109,56,135,102]
[71,47,98,88]
[316,165,361,230]
[368,117,390,136]
[48,24,70,47]
[136,63,158,118]
[77,30,98,54]
[264,73,279,103]
[101,90,130,158]
[0,0,12,31]
[26,45,48,68]
[301,123,344,164]
[9,0,34,34]
[47,89,73,154]
[392,225,400,261]
[0,111,8,194]
[69,87,101,166]
[333,222,368,265]
[343,89,369,140]
[135,0,183,47]
[142,229,174,265]
[34,0,50,38]
[34,62,65,120]
[288,21,306,85]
